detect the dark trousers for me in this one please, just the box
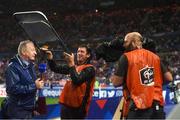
[1,99,33,119]
[61,104,86,119]
[127,100,165,119]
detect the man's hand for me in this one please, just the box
[110,75,123,87]
[63,52,75,67]
[40,47,53,60]
[35,78,44,89]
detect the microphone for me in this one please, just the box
[38,63,47,80]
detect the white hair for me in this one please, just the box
[18,40,34,56]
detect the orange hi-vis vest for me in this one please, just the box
[122,49,163,117]
[59,64,95,112]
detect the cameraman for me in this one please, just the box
[110,32,173,119]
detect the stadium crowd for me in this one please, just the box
[0,3,180,88]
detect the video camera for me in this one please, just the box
[95,36,156,62]
[95,36,125,62]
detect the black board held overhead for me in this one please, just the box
[13,11,70,54]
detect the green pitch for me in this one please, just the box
[0,97,59,108]
[46,97,59,104]
[0,97,4,107]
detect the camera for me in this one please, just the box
[95,36,125,62]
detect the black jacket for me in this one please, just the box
[48,60,95,85]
